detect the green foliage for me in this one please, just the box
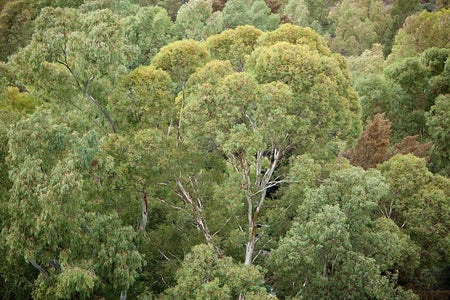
[108,66,174,131]
[2,4,449,298]
[281,0,337,34]
[182,27,362,267]
[426,94,450,174]
[1,109,144,298]
[6,6,139,134]
[255,23,330,55]
[205,25,263,71]
[270,167,418,299]
[281,0,310,27]
[247,40,361,155]
[329,0,392,56]
[383,57,433,139]
[123,6,176,66]
[175,0,223,40]
[80,0,139,15]
[0,0,35,61]
[151,39,210,88]
[0,0,84,62]
[221,0,280,31]
[379,154,450,286]
[352,45,449,148]
[164,244,272,299]
[389,9,450,62]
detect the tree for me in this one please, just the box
[347,44,400,124]
[379,154,450,287]
[108,66,175,131]
[426,94,450,175]
[351,46,449,145]
[221,0,280,31]
[163,244,273,299]
[174,0,223,41]
[255,23,331,55]
[344,113,391,169]
[246,40,361,156]
[383,57,433,139]
[9,7,139,134]
[388,9,450,62]
[281,0,311,27]
[151,39,210,90]
[281,0,338,34]
[0,0,36,61]
[205,25,263,71]
[269,167,418,299]
[0,0,84,61]
[150,39,210,138]
[123,6,176,66]
[393,135,432,161]
[0,109,144,298]
[329,0,392,56]
[383,0,421,56]
[182,25,361,266]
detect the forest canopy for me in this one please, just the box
[0,0,449,299]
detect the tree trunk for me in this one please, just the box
[138,190,148,231]
[244,233,257,265]
[176,179,222,257]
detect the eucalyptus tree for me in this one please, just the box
[163,244,273,299]
[174,0,223,41]
[388,9,450,62]
[181,25,361,265]
[8,6,139,134]
[329,0,392,56]
[221,0,280,31]
[427,94,450,175]
[204,25,263,71]
[0,109,144,299]
[123,6,176,67]
[269,167,418,299]
[379,154,450,286]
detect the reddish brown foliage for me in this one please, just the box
[344,113,391,169]
[394,135,432,161]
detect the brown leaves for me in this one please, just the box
[344,113,432,169]
[344,113,391,169]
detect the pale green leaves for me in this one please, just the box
[222,0,280,31]
[270,166,417,299]
[175,0,223,41]
[164,244,271,299]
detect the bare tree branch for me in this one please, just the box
[86,76,117,133]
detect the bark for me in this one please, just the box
[244,148,282,265]
[176,179,222,257]
[86,76,117,133]
[138,189,148,231]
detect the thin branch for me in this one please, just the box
[235,215,244,232]
[255,150,263,186]
[212,215,233,237]
[86,76,117,133]
[155,197,184,211]
[56,48,82,90]
[251,179,293,197]
[158,250,171,261]
[29,259,49,279]
[252,238,272,263]
[11,82,30,93]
